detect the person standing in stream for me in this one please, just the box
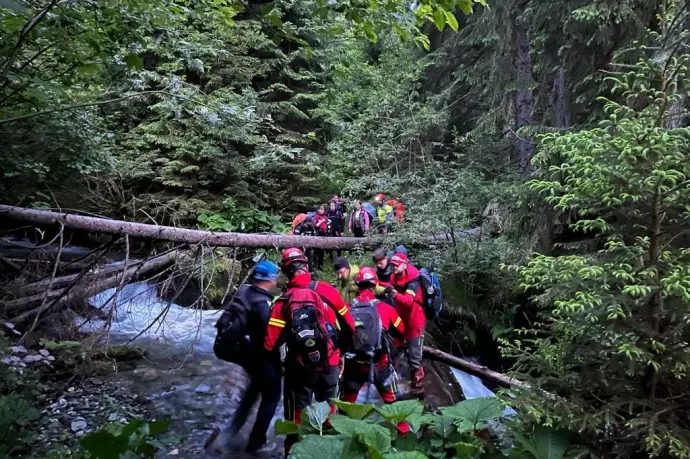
[212,260,282,454]
[384,252,426,394]
[264,248,355,456]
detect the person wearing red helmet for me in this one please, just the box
[340,267,409,431]
[265,248,355,455]
[383,252,426,393]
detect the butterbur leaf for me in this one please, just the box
[394,432,419,452]
[304,401,332,434]
[428,414,456,439]
[513,426,570,459]
[440,397,501,432]
[356,424,392,454]
[385,453,429,459]
[289,435,345,459]
[147,420,171,435]
[329,415,373,436]
[375,400,423,423]
[333,399,375,420]
[453,441,483,456]
[80,431,128,459]
[341,437,369,459]
[274,419,299,435]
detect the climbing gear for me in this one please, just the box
[213,291,254,363]
[350,299,383,361]
[282,286,331,368]
[419,267,443,319]
[252,260,280,281]
[354,266,378,286]
[281,248,308,268]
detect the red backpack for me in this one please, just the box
[387,199,404,222]
[282,283,333,367]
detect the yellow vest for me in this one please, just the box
[337,265,360,304]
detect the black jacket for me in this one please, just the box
[236,284,279,363]
[293,222,316,236]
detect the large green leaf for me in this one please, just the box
[289,435,345,459]
[303,401,332,434]
[375,400,424,424]
[329,415,392,456]
[385,453,429,459]
[275,419,300,435]
[440,397,501,432]
[80,431,129,459]
[329,415,372,436]
[432,7,445,31]
[428,414,456,439]
[333,399,376,420]
[512,426,570,459]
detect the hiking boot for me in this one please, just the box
[410,367,425,396]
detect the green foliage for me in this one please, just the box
[282,398,572,459]
[79,419,171,459]
[503,38,690,457]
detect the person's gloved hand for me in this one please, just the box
[384,286,397,299]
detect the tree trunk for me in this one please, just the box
[513,2,534,176]
[8,251,178,326]
[0,205,472,249]
[423,345,529,390]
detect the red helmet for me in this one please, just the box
[281,248,308,267]
[375,193,386,202]
[354,266,378,285]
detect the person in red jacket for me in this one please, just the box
[340,267,406,405]
[264,248,355,455]
[383,252,426,393]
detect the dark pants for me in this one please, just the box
[229,360,282,450]
[352,227,365,238]
[341,356,395,404]
[283,363,338,453]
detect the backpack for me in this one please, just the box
[386,199,404,222]
[350,299,383,360]
[362,202,377,221]
[290,213,308,235]
[213,291,254,364]
[282,283,332,368]
[419,268,443,319]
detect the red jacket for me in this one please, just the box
[313,213,329,235]
[391,264,426,339]
[265,273,355,366]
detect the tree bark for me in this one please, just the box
[0,205,472,249]
[423,345,529,390]
[513,2,534,176]
[8,251,178,326]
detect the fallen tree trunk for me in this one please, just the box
[423,345,529,390]
[9,251,178,327]
[0,205,475,249]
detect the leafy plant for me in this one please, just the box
[79,419,172,459]
[503,28,690,458]
[278,398,571,459]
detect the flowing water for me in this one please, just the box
[78,281,505,458]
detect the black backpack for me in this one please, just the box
[283,285,331,368]
[350,299,383,360]
[213,291,253,364]
[419,268,443,319]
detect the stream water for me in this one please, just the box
[77,281,502,458]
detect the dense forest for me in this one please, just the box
[2,0,690,457]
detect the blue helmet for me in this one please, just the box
[252,260,280,281]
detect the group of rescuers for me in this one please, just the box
[213,244,428,456]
